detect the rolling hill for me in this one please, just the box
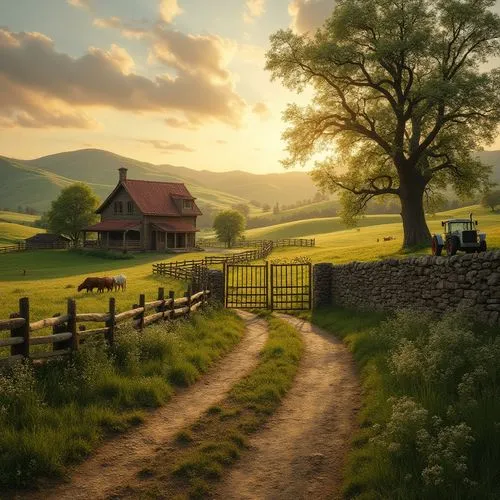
[0,149,319,213]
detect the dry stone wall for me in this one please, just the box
[314,251,500,326]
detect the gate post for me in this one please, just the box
[207,269,225,306]
[313,263,333,309]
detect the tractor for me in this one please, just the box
[431,214,487,256]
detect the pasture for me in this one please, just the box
[0,222,42,247]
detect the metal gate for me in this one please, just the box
[271,263,311,311]
[225,264,269,309]
[225,262,311,311]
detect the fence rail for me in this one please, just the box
[0,288,210,367]
[197,238,315,249]
[152,241,274,283]
[0,242,70,254]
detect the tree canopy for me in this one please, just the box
[266,0,500,247]
[213,210,246,247]
[47,183,99,245]
[481,189,500,211]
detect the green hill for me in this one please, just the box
[0,222,43,246]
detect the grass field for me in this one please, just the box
[0,221,43,247]
[0,251,205,325]
[0,211,40,225]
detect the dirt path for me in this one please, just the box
[215,314,361,500]
[25,311,268,500]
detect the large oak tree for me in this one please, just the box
[266,0,500,247]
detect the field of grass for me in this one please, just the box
[0,221,43,247]
[0,250,208,324]
[0,211,40,225]
[302,308,500,500]
[0,307,245,489]
[128,313,303,499]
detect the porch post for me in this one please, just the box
[106,232,110,249]
[123,230,127,252]
[174,233,178,249]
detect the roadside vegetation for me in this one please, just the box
[0,307,245,489]
[127,314,303,499]
[306,308,500,499]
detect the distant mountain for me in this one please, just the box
[0,149,318,212]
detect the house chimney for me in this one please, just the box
[119,167,127,183]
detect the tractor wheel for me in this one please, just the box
[479,240,487,253]
[446,237,459,256]
[431,236,443,256]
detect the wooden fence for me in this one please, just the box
[0,287,210,367]
[0,242,69,254]
[152,241,274,282]
[197,238,315,249]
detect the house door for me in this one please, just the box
[151,230,157,250]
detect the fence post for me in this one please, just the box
[157,287,165,318]
[106,297,116,346]
[67,298,79,352]
[11,297,30,358]
[138,294,146,331]
[168,290,175,320]
[185,286,192,317]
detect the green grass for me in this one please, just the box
[0,211,40,226]
[124,313,304,499]
[303,308,500,500]
[0,222,43,246]
[0,307,245,489]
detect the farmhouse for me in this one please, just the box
[84,168,202,251]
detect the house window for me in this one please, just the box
[183,200,193,210]
[127,201,134,214]
[114,201,123,214]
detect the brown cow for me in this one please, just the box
[78,277,102,293]
[78,277,114,293]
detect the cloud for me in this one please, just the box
[216,139,228,144]
[137,139,194,153]
[164,117,199,130]
[67,0,92,10]
[288,0,335,34]
[151,28,236,83]
[93,17,149,39]
[244,0,266,23]
[160,0,183,24]
[252,101,271,120]
[0,29,246,128]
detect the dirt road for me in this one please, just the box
[215,314,361,500]
[25,311,268,500]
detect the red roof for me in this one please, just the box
[152,222,199,233]
[85,220,141,232]
[97,180,202,216]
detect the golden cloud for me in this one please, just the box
[0,29,246,129]
[288,0,335,34]
[244,0,266,23]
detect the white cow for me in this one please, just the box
[113,274,127,291]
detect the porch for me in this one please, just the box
[84,220,143,251]
[150,223,197,251]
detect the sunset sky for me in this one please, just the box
[1,0,500,174]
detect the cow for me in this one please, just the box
[78,277,102,293]
[78,277,114,293]
[113,274,127,291]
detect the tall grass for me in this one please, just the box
[0,307,245,489]
[309,308,500,500]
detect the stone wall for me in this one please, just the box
[319,251,500,325]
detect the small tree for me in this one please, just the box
[481,189,500,211]
[232,203,251,219]
[213,210,246,248]
[262,203,271,212]
[47,183,99,246]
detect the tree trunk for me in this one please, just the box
[399,176,432,248]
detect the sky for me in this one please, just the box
[1,0,500,174]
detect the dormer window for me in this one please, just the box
[114,201,123,214]
[127,201,134,214]
[183,200,193,210]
